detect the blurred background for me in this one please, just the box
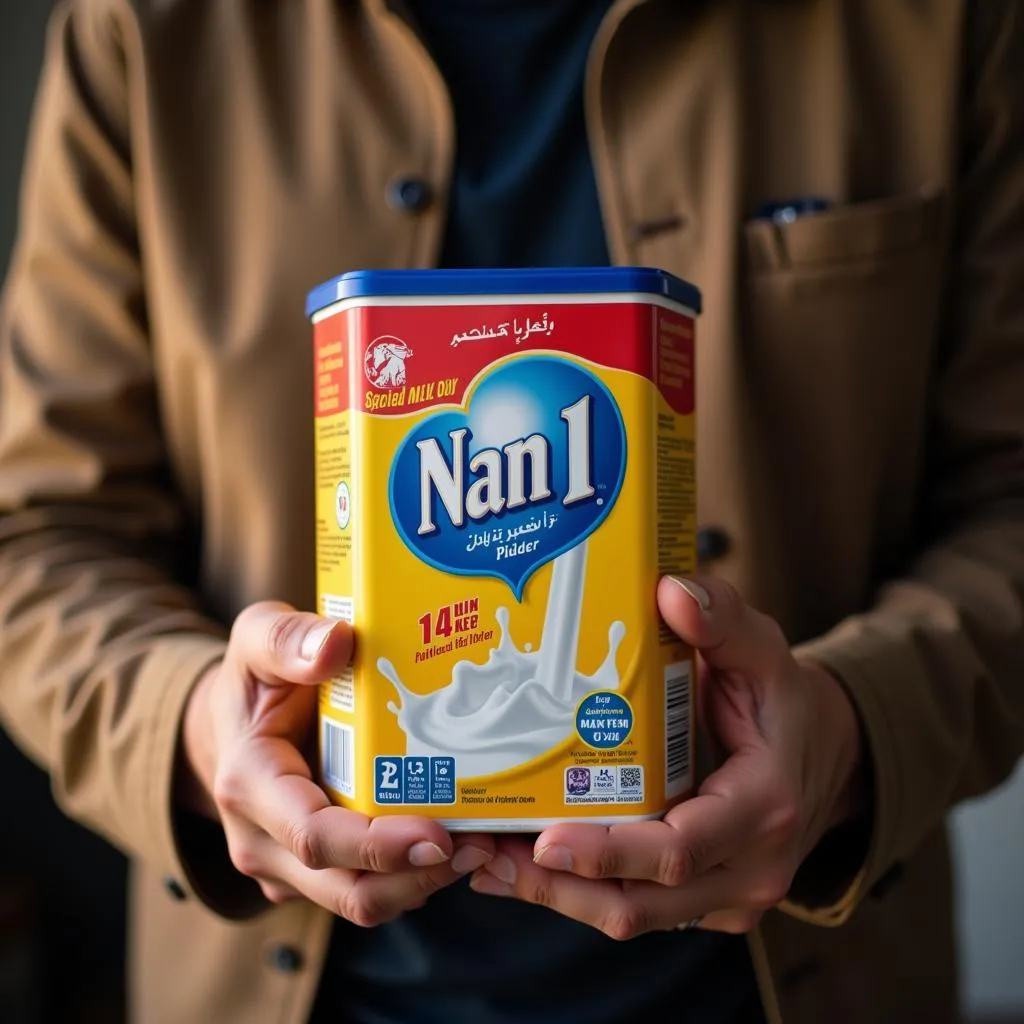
[0,8,128,1024]
[1,3,1023,1023]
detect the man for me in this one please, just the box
[1,1,1023,1022]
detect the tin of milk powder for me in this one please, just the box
[306,267,700,830]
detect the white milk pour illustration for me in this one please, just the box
[377,539,626,778]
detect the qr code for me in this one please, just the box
[619,766,643,790]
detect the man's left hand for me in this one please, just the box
[469,574,867,938]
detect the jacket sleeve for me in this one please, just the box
[0,2,251,914]
[784,2,1024,925]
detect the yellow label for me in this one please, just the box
[314,297,696,828]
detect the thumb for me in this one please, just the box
[229,601,354,686]
[656,575,789,677]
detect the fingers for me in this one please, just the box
[256,878,302,905]
[470,841,750,941]
[229,601,353,687]
[217,733,496,923]
[216,735,457,873]
[337,836,494,925]
[656,575,790,677]
[239,830,493,926]
[210,598,490,926]
[531,775,764,885]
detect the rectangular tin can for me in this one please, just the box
[307,267,700,830]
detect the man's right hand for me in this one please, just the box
[177,601,494,925]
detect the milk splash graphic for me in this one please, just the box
[377,540,626,778]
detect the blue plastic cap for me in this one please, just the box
[305,266,702,320]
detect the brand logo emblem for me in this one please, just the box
[364,335,413,389]
[566,767,591,795]
[388,355,627,598]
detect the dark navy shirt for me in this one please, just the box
[311,3,765,1021]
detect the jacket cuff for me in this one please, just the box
[781,626,909,926]
[141,635,268,919]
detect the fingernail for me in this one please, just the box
[487,853,517,885]
[669,576,711,612]
[534,844,573,871]
[451,845,492,874]
[300,621,335,661]
[469,873,514,898]
[408,842,450,868]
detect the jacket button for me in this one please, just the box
[869,861,905,900]
[697,526,731,563]
[269,945,304,974]
[387,175,433,214]
[162,876,187,901]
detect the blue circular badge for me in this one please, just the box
[389,355,627,600]
[575,691,634,750]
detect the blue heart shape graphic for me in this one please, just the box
[388,355,627,599]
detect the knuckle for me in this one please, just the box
[526,878,556,910]
[284,818,325,871]
[602,903,648,942]
[212,767,247,817]
[233,601,286,643]
[592,846,624,880]
[763,788,800,844]
[265,611,304,660]
[708,774,743,807]
[680,838,705,878]
[260,882,297,905]
[355,836,386,873]
[748,869,792,910]
[338,888,386,929]
[658,844,693,888]
[227,839,263,880]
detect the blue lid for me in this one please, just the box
[305,266,701,319]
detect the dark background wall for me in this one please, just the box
[1,4,53,275]
[1,3,128,1022]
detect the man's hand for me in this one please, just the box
[469,575,866,938]
[177,601,494,925]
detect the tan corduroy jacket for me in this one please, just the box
[2,1,1024,1021]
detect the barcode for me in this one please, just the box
[322,719,355,797]
[665,661,692,797]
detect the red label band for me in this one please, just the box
[313,299,694,417]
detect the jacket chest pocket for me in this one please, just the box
[738,190,948,569]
